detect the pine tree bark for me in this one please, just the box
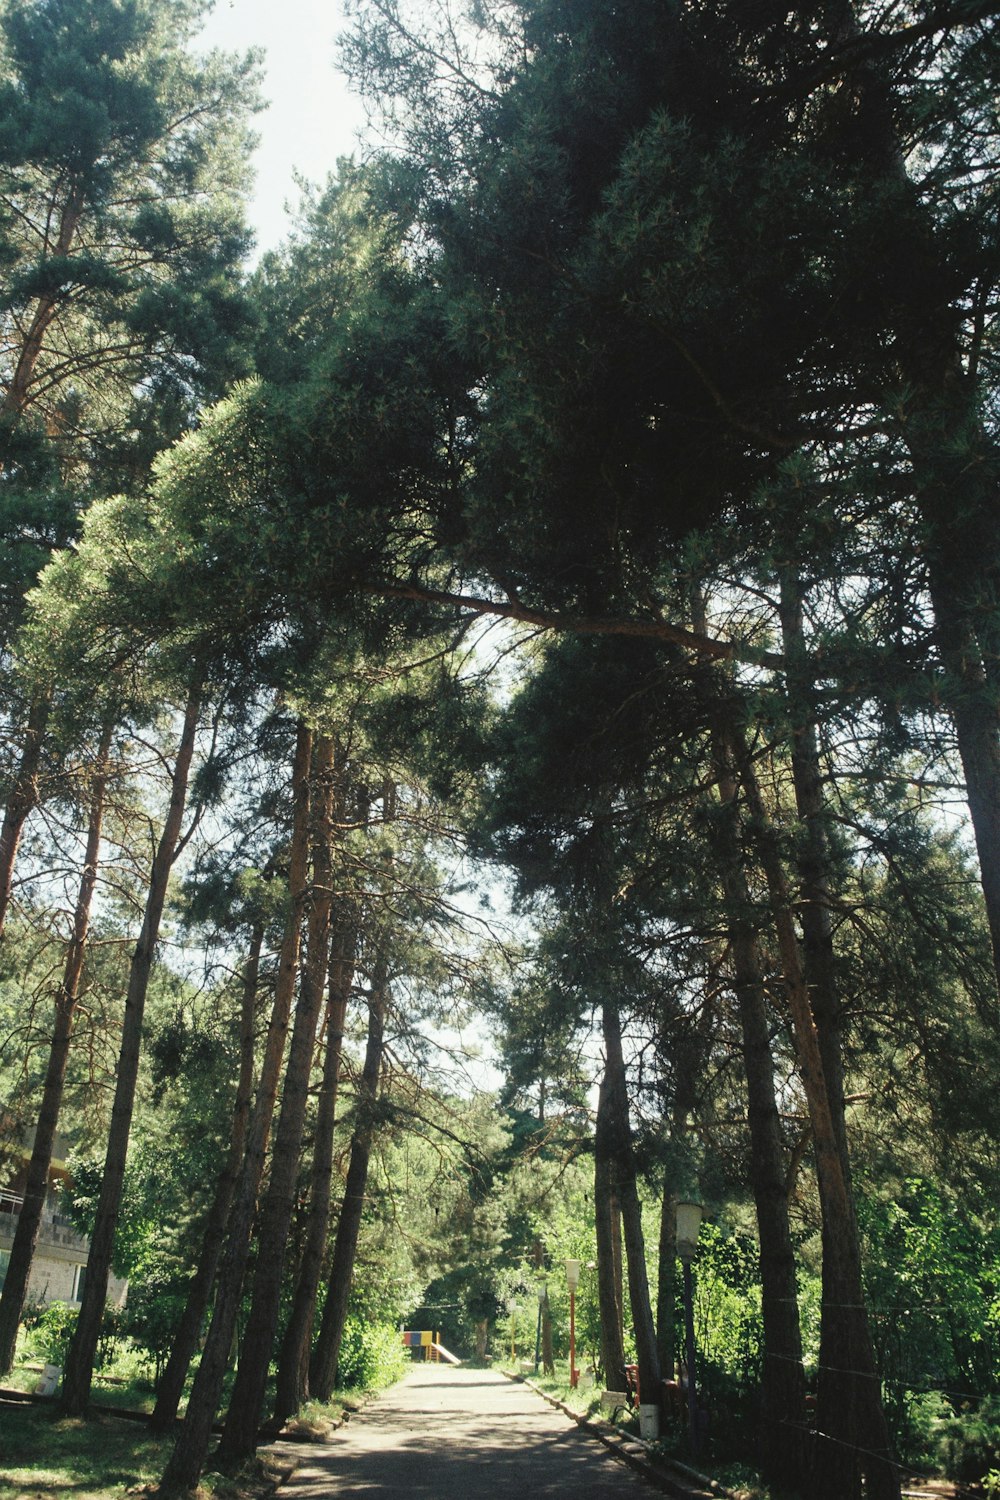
[822,0,1000,996]
[601,997,660,1404]
[215,736,337,1467]
[777,577,851,1163]
[921,514,1000,984]
[655,1006,703,1387]
[727,714,899,1500]
[61,686,201,1416]
[161,720,312,1493]
[0,719,112,1373]
[594,1068,626,1385]
[656,1166,677,1382]
[1,182,85,418]
[0,691,51,942]
[273,898,357,1426]
[150,921,263,1431]
[310,948,388,1401]
[656,1093,697,1386]
[0,181,85,888]
[710,726,807,1491]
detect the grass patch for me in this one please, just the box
[0,1403,168,1500]
[2,1362,43,1395]
[278,1396,348,1441]
[504,1362,607,1420]
[0,1401,295,1500]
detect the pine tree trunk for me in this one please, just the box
[0,182,86,931]
[1,182,85,417]
[732,931,808,1485]
[824,0,1000,997]
[61,687,201,1416]
[656,1169,677,1382]
[777,578,851,1162]
[0,721,111,1372]
[273,899,357,1426]
[924,554,1000,982]
[0,691,51,941]
[729,717,899,1500]
[655,1016,702,1387]
[310,950,387,1401]
[601,997,660,1404]
[594,1066,626,1385]
[610,1183,624,1354]
[777,574,875,1494]
[150,921,263,1431]
[711,727,807,1491]
[656,1094,696,1387]
[161,720,312,1493]
[215,737,337,1467]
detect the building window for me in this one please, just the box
[71,1263,87,1304]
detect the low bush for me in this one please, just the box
[21,1300,78,1366]
[934,1394,1000,1482]
[889,1387,954,1468]
[337,1317,410,1392]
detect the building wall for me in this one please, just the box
[0,1205,128,1310]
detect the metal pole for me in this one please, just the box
[682,1258,698,1457]
[534,1298,542,1372]
[569,1288,578,1388]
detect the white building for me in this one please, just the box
[0,1131,128,1311]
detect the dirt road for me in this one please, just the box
[275,1365,660,1499]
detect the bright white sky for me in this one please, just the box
[198,0,370,255]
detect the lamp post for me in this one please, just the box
[676,1200,703,1458]
[534,1277,547,1373]
[565,1258,581,1389]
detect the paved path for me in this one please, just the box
[275,1365,658,1500]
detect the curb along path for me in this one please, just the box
[508,1373,722,1499]
[271,1364,705,1499]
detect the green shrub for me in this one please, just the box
[120,1267,187,1383]
[337,1317,410,1392]
[934,1395,1000,1482]
[95,1303,127,1369]
[21,1301,78,1365]
[891,1388,953,1468]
